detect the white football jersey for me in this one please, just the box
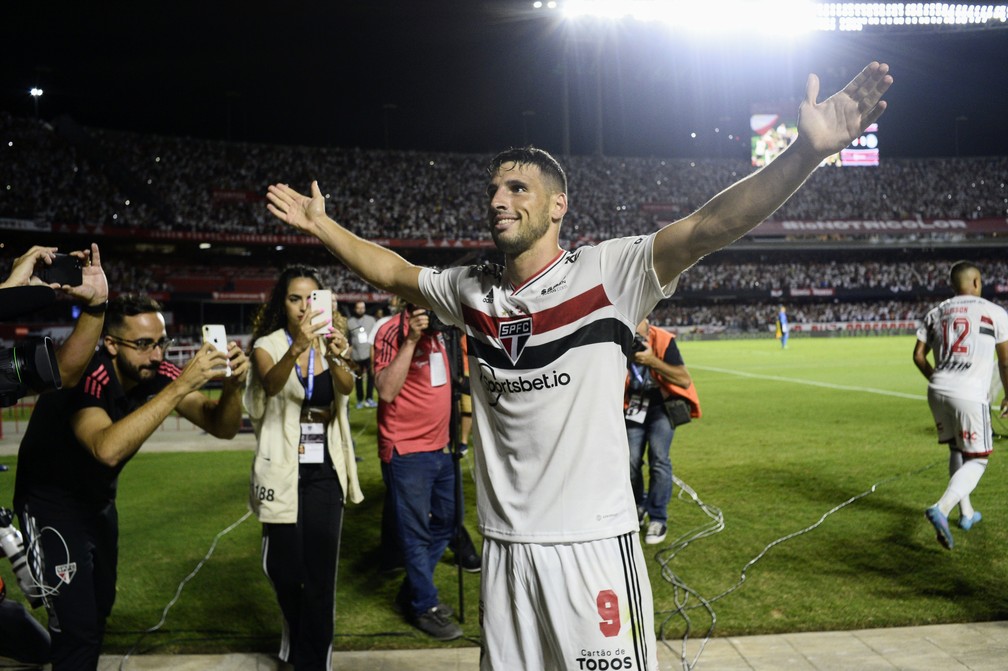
[917,295,1008,403]
[420,234,676,543]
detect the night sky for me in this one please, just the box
[3,1,1007,159]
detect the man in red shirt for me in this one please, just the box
[373,304,461,641]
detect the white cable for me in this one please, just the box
[118,510,251,670]
[654,460,942,671]
[19,523,72,601]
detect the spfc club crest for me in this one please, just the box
[498,317,532,364]
[56,562,77,585]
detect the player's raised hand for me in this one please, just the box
[266,181,327,235]
[797,61,893,158]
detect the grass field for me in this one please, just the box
[2,334,1007,657]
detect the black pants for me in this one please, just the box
[19,499,118,671]
[0,599,50,665]
[353,359,374,402]
[262,470,344,671]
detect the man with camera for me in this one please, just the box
[0,244,107,666]
[624,318,701,545]
[373,303,462,641]
[13,294,249,670]
[0,244,109,389]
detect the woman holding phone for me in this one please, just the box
[243,264,362,670]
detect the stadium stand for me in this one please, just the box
[2,111,1006,338]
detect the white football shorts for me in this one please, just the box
[480,532,658,671]
[928,389,993,457]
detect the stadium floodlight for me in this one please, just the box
[29,87,43,118]
[535,1,1008,32]
[823,2,1008,31]
[560,0,822,33]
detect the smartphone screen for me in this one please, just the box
[201,324,231,376]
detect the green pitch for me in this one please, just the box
[2,335,1006,655]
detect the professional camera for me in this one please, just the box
[0,338,61,408]
[0,507,41,608]
[632,333,648,353]
[0,286,63,407]
[426,311,451,333]
[407,304,451,332]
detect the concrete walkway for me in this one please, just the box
[87,620,1008,670]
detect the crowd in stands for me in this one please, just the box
[677,257,1008,293]
[3,111,1007,334]
[4,112,1008,245]
[650,299,934,333]
[7,253,1000,307]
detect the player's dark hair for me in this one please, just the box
[250,265,323,347]
[105,294,163,334]
[488,146,567,194]
[950,260,980,291]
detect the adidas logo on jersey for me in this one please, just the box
[482,289,494,303]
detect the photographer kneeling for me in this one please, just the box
[13,294,249,670]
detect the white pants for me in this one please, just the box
[928,390,993,457]
[480,532,658,671]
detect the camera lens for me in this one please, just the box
[0,337,62,407]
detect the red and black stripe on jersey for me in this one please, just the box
[980,314,996,338]
[461,284,637,370]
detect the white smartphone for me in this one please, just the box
[310,289,334,333]
[201,324,232,377]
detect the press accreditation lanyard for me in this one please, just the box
[285,331,316,400]
[286,332,325,464]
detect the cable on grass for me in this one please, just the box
[118,510,251,671]
[654,459,941,671]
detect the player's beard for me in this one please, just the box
[116,355,160,385]
[490,208,552,257]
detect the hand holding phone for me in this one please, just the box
[37,253,83,287]
[309,289,334,335]
[201,324,232,377]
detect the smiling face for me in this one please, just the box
[104,311,169,387]
[486,161,566,257]
[284,276,321,332]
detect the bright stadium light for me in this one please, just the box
[556,0,829,33]
[29,87,43,118]
[536,1,1008,32]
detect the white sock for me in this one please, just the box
[947,449,974,518]
[937,458,987,516]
